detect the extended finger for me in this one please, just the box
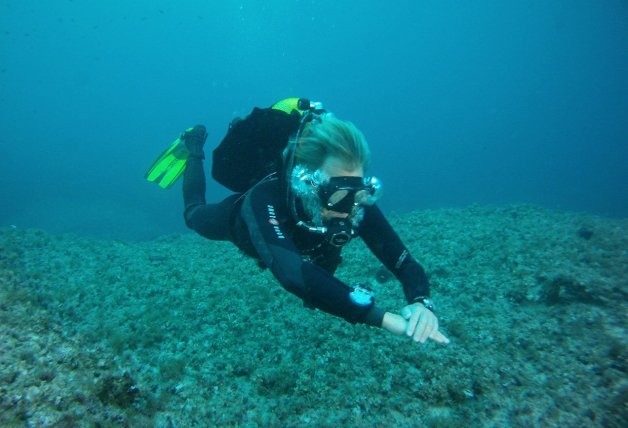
[429,330,450,344]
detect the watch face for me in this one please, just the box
[349,287,373,306]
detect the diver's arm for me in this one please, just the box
[360,205,449,344]
[359,205,430,302]
[242,185,447,342]
[240,180,384,326]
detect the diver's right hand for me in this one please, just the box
[382,312,449,345]
[381,312,409,336]
[182,125,208,158]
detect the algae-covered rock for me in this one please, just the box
[96,372,140,408]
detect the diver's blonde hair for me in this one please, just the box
[291,114,371,171]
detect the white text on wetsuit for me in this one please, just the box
[267,205,285,239]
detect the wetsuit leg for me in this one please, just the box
[183,156,241,241]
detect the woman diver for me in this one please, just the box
[174,99,449,345]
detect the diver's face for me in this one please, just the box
[319,156,363,220]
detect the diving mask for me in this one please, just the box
[318,175,383,215]
[290,166,383,246]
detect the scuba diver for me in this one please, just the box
[146,98,448,344]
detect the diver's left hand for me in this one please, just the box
[401,303,449,344]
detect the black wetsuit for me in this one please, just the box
[183,151,431,327]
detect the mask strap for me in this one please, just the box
[285,105,325,224]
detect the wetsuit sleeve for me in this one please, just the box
[359,205,430,303]
[241,181,384,326]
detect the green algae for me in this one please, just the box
[0,205,626,427]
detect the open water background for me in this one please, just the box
[1,0,627,239]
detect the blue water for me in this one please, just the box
[1,0,626,239]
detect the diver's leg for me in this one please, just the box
[184,193,242,241]
[182,125,208,222]
[182,148,207,222]
[181,125,239,241]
